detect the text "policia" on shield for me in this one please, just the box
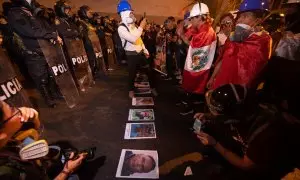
[51,64,68,76]
[72,55,88,66]
[0,77,23,101]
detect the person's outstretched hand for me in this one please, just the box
[63,152,87,174]
[196,132,217,146]
[19,107,40,129]
[140,18,147,29]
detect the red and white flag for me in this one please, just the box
[182,23,217,94]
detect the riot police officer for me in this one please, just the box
[54,0,80,39]
[7,0,63,108]
[77,5,106,78]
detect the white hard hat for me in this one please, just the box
[284,0,300,4]
[189,3,209,19]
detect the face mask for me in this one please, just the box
[236,23,251,30]
[230,23,253,42]
[126,17,136,24]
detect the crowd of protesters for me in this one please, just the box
[0,0,300,179]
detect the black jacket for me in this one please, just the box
[56,17,80,39]
[7,2,57,52]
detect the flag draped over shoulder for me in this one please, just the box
[182,23,217,94]
[212,32,272,90]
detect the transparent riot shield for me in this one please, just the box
[38,40,79,108]
[88,31,107,75]
[105,34,117,69]
[0,48,32,107]
[63,38,94,92]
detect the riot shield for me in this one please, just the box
[38,39,79,108]
[105,34,117,69]
[88,31,107,75]
[0,48,32,107]
[63,38,94,92]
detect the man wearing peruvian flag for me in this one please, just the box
[177,2,217,115]
[208,0,272,91]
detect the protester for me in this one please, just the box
[177,2,217,115]
[216,13,234,49]
[0,100,87,179]
[117,0,157,98]
[7,0,63,108]
[208,0,272,91]
[262,0,300,120]
[193,84,300,179]
[163,17,177,80]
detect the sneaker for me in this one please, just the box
[151,89,158,97]
[180,108,194,116]
[129,91,134,99]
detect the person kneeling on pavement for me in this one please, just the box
[0,101,87,180]
[193,84,300,179]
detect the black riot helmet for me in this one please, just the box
[206,84,247,116]
[10,0,38,10]
[54,0,72,18]
[78,5,92,20]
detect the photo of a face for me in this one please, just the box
[116,149,159,179]
[124,123,156,139]
[129,109,154,121]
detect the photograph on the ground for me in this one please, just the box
[124,122,156,139]
[135,73,148,82]
[135,88,152,95]
[129,109,155,121]
[116,149,159,179]
[134,82,150,88]
[132,97,154,106]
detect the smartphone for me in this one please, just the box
[193,119,202,133]
[143,12,146,18]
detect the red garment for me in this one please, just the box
[212,32,272,89]
[182,23,217,94]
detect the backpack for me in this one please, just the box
[117,23,130,49]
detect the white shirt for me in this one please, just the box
[118,24,149,54]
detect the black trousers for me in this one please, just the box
[166,54,175,78]
[126,52,155,91]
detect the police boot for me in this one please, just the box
[48,76,64,100]
[40,79,56,108]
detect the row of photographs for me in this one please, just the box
[116,79,159,179]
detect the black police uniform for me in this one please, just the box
[7,0,58,107]
[77,6,100,77]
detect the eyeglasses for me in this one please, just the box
[0,107,22,128]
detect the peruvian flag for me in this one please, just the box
[211,32,272,90]
[182,23,217,94]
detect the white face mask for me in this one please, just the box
[26,0,32,5]
[126,17,136,24]
[236,23,251,30]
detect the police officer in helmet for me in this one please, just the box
[7,0,63,108]
[54,0,80,41]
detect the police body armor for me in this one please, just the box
[38,39,79,108]
[63,37,94,92]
